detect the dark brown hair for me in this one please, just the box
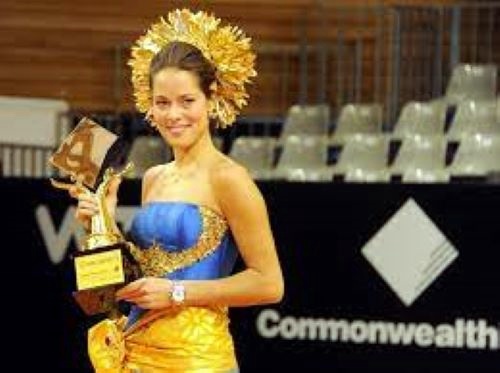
[149,41,216,98]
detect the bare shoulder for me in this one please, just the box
[210,154,252,189]
[209,154,263,208]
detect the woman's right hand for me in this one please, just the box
[69,176,121,231]
[69,186,98,231]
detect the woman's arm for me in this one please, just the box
[184,164,284,306]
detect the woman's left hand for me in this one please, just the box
[115,277,173,309]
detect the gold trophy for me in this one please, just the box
[49,117,141,316]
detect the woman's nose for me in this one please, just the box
[167,103,183,121]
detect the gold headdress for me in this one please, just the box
[129,9,257,128]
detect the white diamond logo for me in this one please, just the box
[361,198,458,306]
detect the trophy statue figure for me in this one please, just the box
[49,117,141,316]
[79,165,130,251]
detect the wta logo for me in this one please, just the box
[35,204,139,264]
[257,309,500,350]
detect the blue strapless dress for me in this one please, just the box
[125,201,239,327]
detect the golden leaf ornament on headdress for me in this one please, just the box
[129,9,257,128]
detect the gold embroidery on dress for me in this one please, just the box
[127,206,228,276]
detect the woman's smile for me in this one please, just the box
[165,124,192,137]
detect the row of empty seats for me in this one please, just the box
[228,134,500,182]
[125,132,500,183]
[281,99,500,141]
[280,63,499,141]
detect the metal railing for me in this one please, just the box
[294,2,500,127]
[0,143,55,177]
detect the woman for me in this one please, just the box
[72,9,284,373]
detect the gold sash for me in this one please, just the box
[89,306,237,372]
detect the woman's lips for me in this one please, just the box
[166,124,191,136]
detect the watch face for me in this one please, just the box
[172,284,185,303]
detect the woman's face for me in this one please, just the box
[150,67,210,149]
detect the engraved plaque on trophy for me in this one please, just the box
[49,117,141,316]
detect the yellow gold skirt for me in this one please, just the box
[88,306,237,373]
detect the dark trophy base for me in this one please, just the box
[73,285,120,316]
[72,242,142,316]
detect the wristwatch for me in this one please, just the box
[170,281,186,306]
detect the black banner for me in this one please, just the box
[4,179,500,372]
